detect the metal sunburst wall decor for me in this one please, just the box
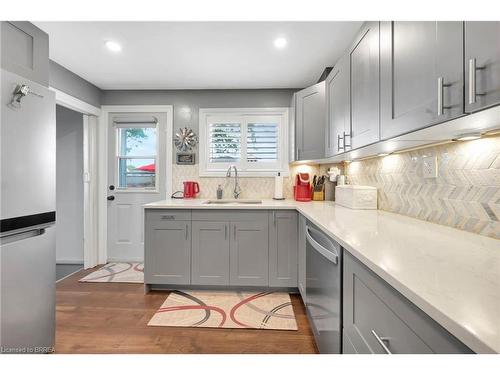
[174,127,198,151]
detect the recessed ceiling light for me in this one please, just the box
[274,37,287,49]
[453,132,482,141]
[105,40,122,52]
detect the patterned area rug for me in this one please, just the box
[148,290,298,330]
[79,262,144,283]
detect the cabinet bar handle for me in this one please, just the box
[469,58,477,104]
[371,330,392,354]
[224,225,228,240]
[437,77,452,116]
[343,131,351,149]
[273,211,277,226]
[185,224,188,240]
[161,215,175,220]
[233,225,236,240]
[337,134,343,152]
[468,58,485,104]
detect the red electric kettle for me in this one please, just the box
[183,181,200,198]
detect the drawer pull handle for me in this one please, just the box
[161,215,175,220]
[371,330,392,354]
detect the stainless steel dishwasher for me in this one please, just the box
[305,221,342,354]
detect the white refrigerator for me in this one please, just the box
[0,69,56,353]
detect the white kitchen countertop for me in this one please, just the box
[144,198,500,353]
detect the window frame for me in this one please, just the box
[199,108,290,177]
[114,121,159,192]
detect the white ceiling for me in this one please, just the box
[34,22,362,90]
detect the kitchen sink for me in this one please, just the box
[202,199,262,205]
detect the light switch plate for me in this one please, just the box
[422,155,438,178]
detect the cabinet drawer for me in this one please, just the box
[146,209,191,222]
[192,210,268,222]
[343,251,472,354]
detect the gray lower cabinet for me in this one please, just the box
[230,220,269,286]
[269,211,298,287]
[191,221,230,285]
[144,218,191,285]
[343,251,472,354]
[465,21,500,113]
[325,54,350,157]
[349,21,380,149]
[297,214,307,300]
[1,22,49,86]
[295,81,326,160]
[380,21,464,140]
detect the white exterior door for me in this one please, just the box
[107,112,169,262]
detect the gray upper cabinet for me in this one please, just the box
[380,22,464,140]
[144,216,191,285]
[295,81,326,160]
[325,54,350,157]
[191,221,230,285]
[230,220,269,286]
[1,22,49,86]
[269,211,298,287]
[350,22,380,149]
[343,251,472,354]
[465,21,500,113]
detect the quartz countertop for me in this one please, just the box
[144,198,500,353]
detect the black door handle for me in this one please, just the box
[109,185,115,191]
[107,195,115,201]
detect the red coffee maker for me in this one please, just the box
[294,173,312,201]
[183,181,200,198]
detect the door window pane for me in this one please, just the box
[118,158,156,188]
[118,127,157,156]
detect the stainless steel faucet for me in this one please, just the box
[226,165,241,199]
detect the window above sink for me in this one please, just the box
[198,108,290,177]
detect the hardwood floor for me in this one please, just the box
[55,267,318,354]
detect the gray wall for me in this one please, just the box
[101,89,295,158]
[56,105,84,264]
[50,60,102,107]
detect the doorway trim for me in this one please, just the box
[98,105,173,265]
[50,87,101,270]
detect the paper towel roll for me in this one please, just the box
[274,172,284,199]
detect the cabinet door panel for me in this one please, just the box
[269,211,298,287]
[1,21,49,86]
[350,22,380,149]
[295,82,325,160]
[325,54,350,157]
[465,21,500,112]
[381,21,464,140]
[145,221,191,285]
[230,221,269,286]
[191,221,230,285]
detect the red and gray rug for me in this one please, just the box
[148,290,298,330]
[79,262,144,283]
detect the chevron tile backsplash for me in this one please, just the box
[172,164,320,200]
[343,136,500,239]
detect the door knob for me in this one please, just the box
[109,185,115,191]
[107,195,115,201]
